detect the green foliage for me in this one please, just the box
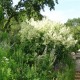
[19,18,76,79]
[0,0,58,31]
[65,18,80,51]
[0,47,11,80]
[57,66,75,80]
[71,26,80,51]
[0,18,76,80]
[65,18,80,27]
[0,0,77,79]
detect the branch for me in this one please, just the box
[4,14,13,30]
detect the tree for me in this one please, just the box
[71,26,80,51]
[65,18,80,51]
[64,18,80,27]
[0,0,58,30]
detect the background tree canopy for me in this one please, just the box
[64,18,80,27]
[65,17,80,51]
[0,0,58,30]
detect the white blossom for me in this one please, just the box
[20,18,77,48]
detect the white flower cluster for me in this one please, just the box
[1,57,9,63]
[20,18,77,48]
[20,22,40,42]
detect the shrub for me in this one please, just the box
[19,18,77,79]
[0,18,77,80]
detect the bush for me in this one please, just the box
[19,18,77,80]
[0,18,77,80]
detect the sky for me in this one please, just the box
[13,0,80,23]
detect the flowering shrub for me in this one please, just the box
[0,18,77,80]
[20,18,77,48]
[19,18,77,79]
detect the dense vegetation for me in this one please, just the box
[65,18,80,27]
[0,18,77,80]
[0,0,79,80]
[0,0,58,31]
[65,18,80,52]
